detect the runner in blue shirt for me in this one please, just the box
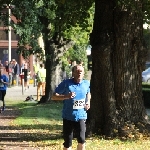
[0,68,9,113]
[52,65,91,150]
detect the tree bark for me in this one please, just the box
[87,0,148,137]
[38,19,74,103]
[44,36,73,103]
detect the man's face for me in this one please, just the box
[73,66,84,80]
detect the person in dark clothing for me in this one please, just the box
[22,62,31,90]
[5,61,9,73]
[12,59,20,86]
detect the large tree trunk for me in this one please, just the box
[38,19,73,103]
[44,36,73,103]
[44,39,63,102]
[87,0,148,137]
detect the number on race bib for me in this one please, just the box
[73,99,85,109]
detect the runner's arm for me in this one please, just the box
[51,92,76,100]
[84,92,91,110]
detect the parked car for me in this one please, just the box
[142,67,150,83]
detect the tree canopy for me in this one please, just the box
[0,0,94,59]
[0,0,94,102]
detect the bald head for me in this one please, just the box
[72,65,84,72]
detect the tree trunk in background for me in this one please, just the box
[37,16,63,103]
[87,0,148,137]
[39,18,73,103]
[44,34,65,102]
[45,35,73,103]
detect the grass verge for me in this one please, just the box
[3,99,150,150]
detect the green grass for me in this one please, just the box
[4,99,150,150]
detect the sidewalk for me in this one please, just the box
[0,84,43,150]
[5,84,37,101]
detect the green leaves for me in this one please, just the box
[0,0,94,60]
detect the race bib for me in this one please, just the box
[73,99,85,109]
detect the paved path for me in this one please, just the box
[0,84,40,149]
[5,84,37,101]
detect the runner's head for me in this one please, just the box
[72,65,84,83]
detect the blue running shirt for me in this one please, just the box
[0,75,8,90]
[55,78,90,121]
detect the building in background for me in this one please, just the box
[0,18,19,64]
[0,6,34,77]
